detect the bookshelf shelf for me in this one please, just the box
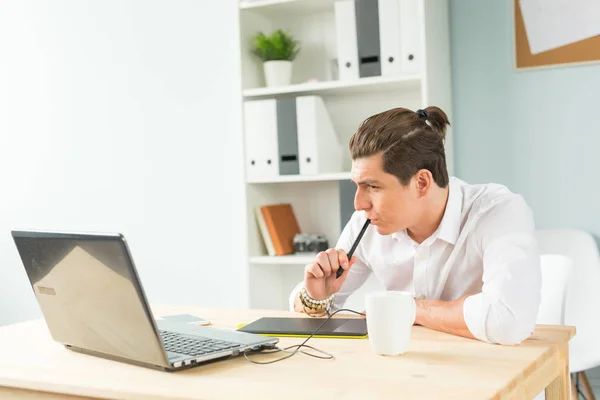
[247,171,351,184]
[240,0,337,14]
[249,254,315,265]
[243,75,421,99]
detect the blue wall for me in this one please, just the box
[449,0,600,245]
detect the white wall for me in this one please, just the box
[0,0,248,325]
[449,0,600,248]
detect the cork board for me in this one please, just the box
[514,0,600,69]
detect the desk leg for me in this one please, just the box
[545,343,570,400]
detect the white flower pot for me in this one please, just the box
[263,60,292,87]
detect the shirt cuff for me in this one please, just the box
[462,293,492,343]
[288,281,304,311]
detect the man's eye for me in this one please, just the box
[369,185,379,190]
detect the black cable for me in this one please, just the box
[243,308,366,365]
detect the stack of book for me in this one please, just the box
[255,203,301,256]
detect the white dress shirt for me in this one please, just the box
[289,177,542,345]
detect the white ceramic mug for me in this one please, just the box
[365,291,416,356]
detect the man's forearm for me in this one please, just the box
[414,295,475,340]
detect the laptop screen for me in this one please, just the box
[12,232,168,368]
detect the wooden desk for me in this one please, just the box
[0,306,575,400]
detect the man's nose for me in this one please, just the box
[354,188,371,211]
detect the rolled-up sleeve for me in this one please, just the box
[463,195,542,345]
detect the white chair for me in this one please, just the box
[537,254,573,325]
[536,229,600,400]
[534,254,574,400]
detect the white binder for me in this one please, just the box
[378,0,421,76]
[398,0,421,74]
[296,96,342,176]
[243,100,279,181]
[335,0,360,81]
[378,0,402,76]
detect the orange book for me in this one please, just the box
[260,204,301,255]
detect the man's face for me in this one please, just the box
[351,153,420,235]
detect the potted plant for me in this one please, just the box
[252,29,300,87]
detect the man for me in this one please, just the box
[289,106,541,345]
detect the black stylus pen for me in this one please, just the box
[336,219,371,279]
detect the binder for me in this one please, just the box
[243,99,279,182]
[355,0,381,78]
[335,0,360,81]
[378,0,402,76]
[295,96,342,176]
[275,98,300,176]
[398,0,421,74]
[243,99,300,181]
[378,0,421,76]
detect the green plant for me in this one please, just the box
[252,29,300,62]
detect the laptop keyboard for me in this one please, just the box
[159,330,241,357]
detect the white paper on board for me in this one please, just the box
[519,0,600,54]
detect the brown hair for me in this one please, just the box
[349,106,450,188]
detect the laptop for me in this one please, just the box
[11,229,278,372]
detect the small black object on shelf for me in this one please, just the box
[293,233,329,254]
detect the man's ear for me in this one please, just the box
[414,169,433,196]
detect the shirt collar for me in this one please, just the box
[436,178,463,245]
[391,177,463,246]
[391,228,413,246]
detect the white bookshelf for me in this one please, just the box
[237,0,454,311]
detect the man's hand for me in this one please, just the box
[305,248,355,299]
[294,248,355,313]
[414,295,475,340]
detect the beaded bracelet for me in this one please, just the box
[299,287,334,312]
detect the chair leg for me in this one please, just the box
[578,371,596,400]
[572,373,579,399]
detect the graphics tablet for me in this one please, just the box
[237,317,368,338]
